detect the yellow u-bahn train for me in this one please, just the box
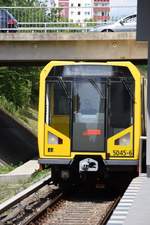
[38,61,145,186]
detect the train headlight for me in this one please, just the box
[118,133,130,146]
[48,133,58,144]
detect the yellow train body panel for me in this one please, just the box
[38,61,142,173]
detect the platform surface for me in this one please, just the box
[107,174,150,225]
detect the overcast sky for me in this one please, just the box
[110,0,137,17]
[110,0,137,6]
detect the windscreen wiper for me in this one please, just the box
[88,78,105,98]
[56,76,71,100]
[121,78,135,103]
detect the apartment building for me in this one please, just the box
[69,0,93,23]
[56,0,110,22]
[57,0,69,19]
[94,0,110,21]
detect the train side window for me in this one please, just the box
[109,81,133,129]
[54,82,71,115]
[45,81,71,137]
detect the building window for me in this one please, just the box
[85,11,90,15]
[78,11,81,15]
[78,3,81,7]
[85,3,91,7]
[94,2,109,6]
[71,3,73,7]
[95,11,102,16]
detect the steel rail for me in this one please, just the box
[23,192,63,225]
[98,196,121,225]
[0,174,52,214]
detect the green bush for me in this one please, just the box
[0,67,40,110]
[0,96,17,114]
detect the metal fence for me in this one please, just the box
[0,6,137,32]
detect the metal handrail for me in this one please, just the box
[0,6,137,9]
[0,6,136,33]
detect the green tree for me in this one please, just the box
[0,0,42,7]
[0,67,40,109]
[0,0,48,27]
[47,7,63,22]
[0,0,12,6]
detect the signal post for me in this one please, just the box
[137,0,150,177]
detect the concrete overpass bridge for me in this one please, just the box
[0,32,148,65]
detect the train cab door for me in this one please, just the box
[72,78,106,153]
[44,80,72,157]
[107,78,134,159]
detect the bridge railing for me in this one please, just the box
[0,6,136,32]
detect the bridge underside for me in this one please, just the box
[0,32,148,65]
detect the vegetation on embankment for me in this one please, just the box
[137,64,147,77]
[0,164,15,174]
[0,168,50,203]
[0,66,41,134]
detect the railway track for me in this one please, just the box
[0,175,122,225]
[28,190,121,225]
[0,174,63,225]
